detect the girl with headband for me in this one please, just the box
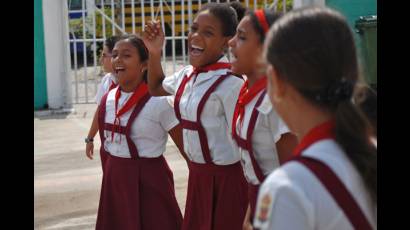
[228,8,298,230]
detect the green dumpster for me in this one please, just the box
[355,15,377,90]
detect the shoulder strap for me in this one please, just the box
[293,156,373,230]
[124,93,151,159]
[245,90,267,183]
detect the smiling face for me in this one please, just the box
[188,10,231,68]
[228,15,263,76]
[111,39,146,86]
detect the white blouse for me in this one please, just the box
[162,56,244,165]
[253,139,377,230]
[234,93,289,185]
[95,73,117,105]
[102,87,178,158]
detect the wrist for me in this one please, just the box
[150,51,162,58]
[85,137,94,144]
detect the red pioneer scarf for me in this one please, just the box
[232,77,267,134]
[111,82,149,143]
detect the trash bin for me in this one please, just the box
[355,15,377,90]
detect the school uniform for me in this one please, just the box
[95,72,118,105]
[162,56,248,230]
[94,72,118,170]
[96,84,182,230]
[231,77,289,220]
[253,121,377,230]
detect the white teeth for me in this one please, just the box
[191,44,204,50]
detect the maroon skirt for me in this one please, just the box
[99,147,108,173]
[96,152,182,230]
[248,183,261,221]
[182,161,248,230]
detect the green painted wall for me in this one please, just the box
[34,0,48,109]
[326,0,376,29]
[326,0,377,85]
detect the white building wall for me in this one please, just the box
[293,0,325,9]
[42,0,72,109]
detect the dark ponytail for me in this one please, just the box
[265,7,377,204]
[335,100,377,203]
[354,84,377,136]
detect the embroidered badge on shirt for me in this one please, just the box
[253,191,273,229]
[257,193,272,223]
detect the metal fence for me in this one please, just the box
[67,0,289,103]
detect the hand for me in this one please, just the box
[243,205,253,230]
[243,221,253,230]
[86,142,94,160]
[142,20,165,56]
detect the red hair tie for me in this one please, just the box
[254,9,270,34]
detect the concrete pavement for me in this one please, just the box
[34,103,189,230]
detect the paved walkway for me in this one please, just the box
[34,103,189,230]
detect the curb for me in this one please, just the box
[34,108,76,118]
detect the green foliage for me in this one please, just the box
[69,6,114,39]
[271,0,293,12]
[95,7,114,38]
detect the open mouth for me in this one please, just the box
[190,44,204,57]
[232,52,237,60]
[114,67,125,75]
[230,50,238,64]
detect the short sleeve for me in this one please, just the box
[267,109,290,143]
[162,67,189,95]
[95,74,110,105]
[256,95,290,142]
[253,169,314,230]
[158,96,179,131]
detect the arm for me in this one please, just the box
[243,204,254,230]
[275,132,298,164]
[85,106,100,160]
[142,20,170,96]
[168,124,189,164]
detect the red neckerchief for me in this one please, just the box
[111,82,148,143]
[109,81,118,91]
[232,77,267,135]
[293,120,336,156]
[187,62,232,83]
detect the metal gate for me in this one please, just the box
[67,0,289,104]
